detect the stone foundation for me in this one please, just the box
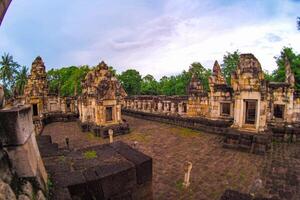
[37,136,153,200]
[222,129,272,155]
[79,120,130,138]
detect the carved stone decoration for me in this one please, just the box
[24,56,49,98]
[188,74,205,96]
[212,60,226,84]
[285,56,295,87]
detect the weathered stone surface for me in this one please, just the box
[20,181,33,199]
[36,190,46,200]
[17,194,30,200]
[0,150,12,184]
[0,179,16,200]
[0,106,33,146]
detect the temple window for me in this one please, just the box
[245,100,257,125]
[106,106,113,122]
[220,103,231,116]
[274,104,284,119]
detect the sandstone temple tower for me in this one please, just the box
[24,56,49,117]
[78,61,129,137]
[231,54,268,132]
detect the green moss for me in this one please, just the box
[83,150,97,159]
[58,155,65,162]
[87,132,96,140]
[126,133,150,143]
[175,179,184,191]
[172,127,200,138]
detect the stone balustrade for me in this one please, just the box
[123,95,188,116]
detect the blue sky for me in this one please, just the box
[1,0,300,79]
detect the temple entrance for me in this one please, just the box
[105,106,113,122]
[32,104,38,116]
[245,100,257,124]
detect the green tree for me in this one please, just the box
[221,50,240,85]
[141,74,159,95]
[14,66,28,96]
[118,69,142,95]
[47,65,90,96]
[273,47,300,89]
[188,62,211,91]
[263,70,274,81]
[0,53,19,97]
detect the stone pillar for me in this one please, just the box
[171,102,176,113]
[158,102,163,112]
[138,101,142,110]
[0,105,48,190]
[148,102,152,112]
[178,103,183,115]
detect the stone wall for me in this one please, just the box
[0,105,47,199]
[123,108,232,135]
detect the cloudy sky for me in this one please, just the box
[1,0,300,79]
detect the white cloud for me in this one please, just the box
[1,0,300,79]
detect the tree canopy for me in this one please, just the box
[272,47,300,89]
[221,50,240,85]
[118,69,142,96]
[47,65,90,96]
[1,48,300,99]
[0,53,20,97]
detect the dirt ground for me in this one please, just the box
[42,116,299,200]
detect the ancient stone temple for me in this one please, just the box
[78,61,129,138]
[187,74,209,117]
[24,56,49,118]
[208,61,233,120]
[231,54,268,132]
[122,53,300,154]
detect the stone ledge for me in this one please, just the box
[79,121,130,138]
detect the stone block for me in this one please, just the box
[111,141,152,185]
[0,106,34,146]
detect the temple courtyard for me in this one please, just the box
[42,116,300,200]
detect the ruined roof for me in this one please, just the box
[211,60,226,85]
[24,56,49,97]
[188,74,206,96]
[238,53,262,75]
[213,60,222,76]
[82,61,127,100]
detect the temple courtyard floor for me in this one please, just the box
[42,116,300,200]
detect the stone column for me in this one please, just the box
[158,102,163,112]
[178,103,183,115]
[138,101,142,110]
[171,102,176,113]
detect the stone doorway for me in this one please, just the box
[245,100,257,125]
[33,104,38,116]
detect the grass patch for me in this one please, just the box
[58,155,65,162]
[175,179,184,191]
[83,150,97,159]
[171,127,200,138]
[126,133,150,143]
[86,132,96,140]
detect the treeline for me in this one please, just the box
[0,47,299,98]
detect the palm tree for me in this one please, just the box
[14,66,28,96]
[0,53,19,94]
